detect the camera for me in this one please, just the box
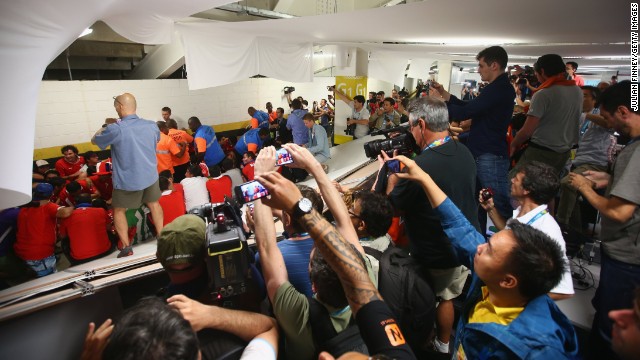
[480,188,494,202]
[345,117,355,136]
[514,65,536,85]
[283,86,296,94]
[363,125,419,158]
[189,198,254,301]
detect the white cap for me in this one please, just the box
[35,160,49,167]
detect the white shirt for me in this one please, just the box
[240,338,276,360]
[513,204,575,295]
[180,176,209,212]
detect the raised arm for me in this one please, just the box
[282,144,364,254]
[256,171,378,315]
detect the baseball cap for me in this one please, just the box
[35,160,49,167]
[157,215,206,267]
[33,183,54,200]
[94,160,113,176]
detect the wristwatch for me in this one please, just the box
[291,197,313,219]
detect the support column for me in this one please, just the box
[437,60,453,92]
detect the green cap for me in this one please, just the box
[157,215,206,267]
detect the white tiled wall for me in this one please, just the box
[35,77,337,149]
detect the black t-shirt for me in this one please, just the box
[390,140,479,268]
[356,300,416,359]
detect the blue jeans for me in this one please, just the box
[25,254,57,277]
[476,153,512,219]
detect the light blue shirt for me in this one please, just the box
[307,124,330,159]
[94,114,160,191]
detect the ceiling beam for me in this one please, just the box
[47,56,133,70]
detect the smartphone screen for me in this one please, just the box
[386,160,400,174]
[234,180,270,204]
[275,148,294,166]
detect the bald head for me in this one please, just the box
[114,93,137,118]
[248,107,256,116]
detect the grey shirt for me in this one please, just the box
[528,85,582,152]
[349,101,370,139]
[574,111,616,168]
[601,140,640,265]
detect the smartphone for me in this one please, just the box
[386,160,401,174]
[275,148,294,166]
[234,180,270,204]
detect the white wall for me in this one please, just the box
[35,77,335,149]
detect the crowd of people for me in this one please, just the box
[0,45,637,360]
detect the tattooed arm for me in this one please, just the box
[256,171,380,315]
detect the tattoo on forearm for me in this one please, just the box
[300,210,380,307]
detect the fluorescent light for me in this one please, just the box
[78,28,93,38]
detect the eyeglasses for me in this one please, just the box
[112,96,122,106]
[348,209,361,219]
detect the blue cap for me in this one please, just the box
[33,183,54,200]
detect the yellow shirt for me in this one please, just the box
[468,286,524,325]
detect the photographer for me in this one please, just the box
[369,97,400,131]
[332,86,370,139]
[432,46,516,222]
[385,96,479,355]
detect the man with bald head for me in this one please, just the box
[92,93,164,258]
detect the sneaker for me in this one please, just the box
[117,246,133,258]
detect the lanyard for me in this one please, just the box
[526,209,548,225]
[421,136,451,154]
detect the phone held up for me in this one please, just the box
[234,180,270,205]
[275,148,293,166]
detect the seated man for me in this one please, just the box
[55,145,85,181]
[221,158,244,198]
[82,151,100,176]
[369,97,401,130]
[390,155,578,359]
[205,165,232,203]
[82,296,278,360]
[180,165,210,212]
[159,176,186,226]
[253,183,324,297]
[59,193,113,265]
[88,161,113,204]
[57,179,100,207]
[241,151,256,181]
[302,113,330,169]
[480,161,574,300]
[14,183,73,277]
[32,159,50,187]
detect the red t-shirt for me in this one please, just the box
[14,203,61,260]
[89,175,113,201]
[242,161,255,181]
[58,179,97,206]
[55,156,85,179]
[159,188,186,226]
[206,176,233,203]
[59,207,111,260]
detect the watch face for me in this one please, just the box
[298,198,313,213]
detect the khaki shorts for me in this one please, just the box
[112,179,161,209]
[425,265,470,301]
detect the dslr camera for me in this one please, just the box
[363,125,419,158]
[189,198,254,301]
[283,86,296,94]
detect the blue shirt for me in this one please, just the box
[94,114,160,191]
[307,124,330,159]
[235,128,263,155]
[447,73,516,158]
[194,125,225,167]
[253,110,270,129]
[255,237,314,297]
[434,198,579,359]
[286,109,309,145]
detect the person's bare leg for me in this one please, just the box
[146,201,164,236]
[435,299,454,352]
[113,207,129,248]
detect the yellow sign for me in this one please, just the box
[335,76,367,99]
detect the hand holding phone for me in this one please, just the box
[386,159,401,174]
[234,180,270,204]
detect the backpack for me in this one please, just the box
[308,297,369,358]
[364,245,436,351]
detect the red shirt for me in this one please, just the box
[242,161,255,181]
[206,176,233,203]
[58,179,97,206]
[14,203,60,260]
[59,206,111,260]
[89,175,113,201]
[159,188,186,226]
[55,156,85,179]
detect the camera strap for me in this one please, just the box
[421,136,451,153]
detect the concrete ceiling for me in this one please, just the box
[44,0,630,81]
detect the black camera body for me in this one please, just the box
[189,198,253,301]
[284,86,296,94]
[363,125,419,158]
